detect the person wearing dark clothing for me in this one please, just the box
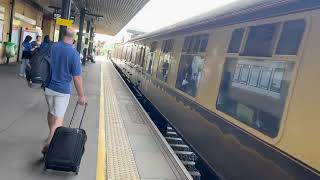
[40,35,51,50]
[19,35,33,77]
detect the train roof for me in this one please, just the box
[130,0,320,42]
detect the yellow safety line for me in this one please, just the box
[96,63,106,180]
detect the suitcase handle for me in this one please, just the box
[69,102,88,129]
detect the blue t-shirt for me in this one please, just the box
[48,41,81,94]
[22,42,32,51]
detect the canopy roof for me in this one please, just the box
[33,0,149,35]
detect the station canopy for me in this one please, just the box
[34,0,150,35]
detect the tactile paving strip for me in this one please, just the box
[104,64,140,180]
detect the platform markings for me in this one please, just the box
[96,64,106,180]
[104,62,140,180]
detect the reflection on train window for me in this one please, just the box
[146,42,158,75]
[239,65,250,84]
[243,23,279,57]
[233,65,241,81]
[270,68,284,93]
[175,55,204,97]
[216,58,294,137]
[259,68,272,90]
[276,19,305,55]
[157,39,174,82]
[228,28,244,53]
[157,54,172,82]
[146,53,156,74]
[248,66,260,87]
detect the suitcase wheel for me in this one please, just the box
[74,166,80,175]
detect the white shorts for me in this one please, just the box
[45,88,70,118]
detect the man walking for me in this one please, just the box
[42,28,85,154]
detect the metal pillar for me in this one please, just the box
[82,20,90,64]
[88,26,94,55]
[6,0,15,64]
[77,8,85,55]
[58,0,72,41]
[53,20,56,41]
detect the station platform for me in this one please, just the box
[0,57,190,180]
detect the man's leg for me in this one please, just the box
[44,112,55,143]
[46,116,63,147]
[45,94,70,147]
[47,112,54,129]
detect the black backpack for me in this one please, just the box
[26,43,52,89]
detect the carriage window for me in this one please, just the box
[175,55,204,97]
[243,23,279,57]
[187,36,195,53]
[192,35,202,53]
[183,34,209,54]
[146,42,158,74]
[162,39,174,53]
[199,34,209,52]
[157,39,174,82]
[276,19,305,55]
[182,37,191,52]
[150,41,157,52]
[228,28,244,53]
[216,58,294,137]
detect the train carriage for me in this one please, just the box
[112,0,320,179]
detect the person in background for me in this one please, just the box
[19,35,33,77]
[31,35,42,49]
[40,35,51,50]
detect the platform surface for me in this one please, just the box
[0,57,188,180]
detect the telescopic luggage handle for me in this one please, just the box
[69,102,88,129]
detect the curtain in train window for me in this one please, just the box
[175,55,204,97]
[276,19,305,55]
[216,58,294,137]
[243,23,279,57]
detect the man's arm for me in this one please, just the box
[73,75,86,105]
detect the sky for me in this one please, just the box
[97,0,238,42]
[125,0,238,33]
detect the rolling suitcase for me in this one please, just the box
[44,102,88,174]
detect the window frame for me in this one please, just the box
[175,33,210,98]
[242,22,281,57]
[156,38,175,82]
[219,16,309,142]
[275,19,306,56]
